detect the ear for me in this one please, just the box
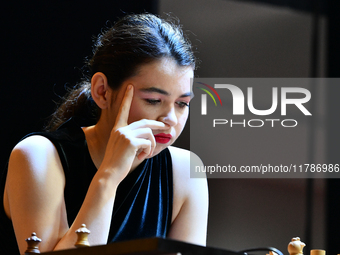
[91,72,110,109]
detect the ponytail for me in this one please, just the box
[45,81,99,131]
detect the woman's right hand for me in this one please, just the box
[99,85,167,183]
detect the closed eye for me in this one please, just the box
[145,99,161,105]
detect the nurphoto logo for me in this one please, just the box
[195,81,312,128]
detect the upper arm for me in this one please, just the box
[167,147,208,246]
[4,135,68,253]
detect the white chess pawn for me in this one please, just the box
[75,224,90,247]
[311,250,325,255]
[288,237,306,255]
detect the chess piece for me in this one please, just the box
[25,232,42,254]
[288,237,306,255]
[311,250,325,255]
[75,224,90,247]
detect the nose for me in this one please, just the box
[158,106,178,127]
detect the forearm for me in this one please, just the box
[53,172,119,250]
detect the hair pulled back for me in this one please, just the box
[45,13,196,131]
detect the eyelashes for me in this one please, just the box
[176,102,189,108]
[144,99,189,108]
[145,99,161,105]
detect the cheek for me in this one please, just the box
[179,112,189,124]
[127,99,152,124]
[175,111,189,132]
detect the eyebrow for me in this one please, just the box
[139,87,193,98]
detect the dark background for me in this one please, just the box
[2,0,340,254]
[0,0,157,169]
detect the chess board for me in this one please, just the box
[24,227,312,255]
[39,237,243,255]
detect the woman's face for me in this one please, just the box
[112,58,193,157]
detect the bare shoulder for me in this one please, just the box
[13,134,56,152]
[168,146,205,181]
[5,135,66,214]
[167,146,203,170]
[167,145,208,210]
[167,146,208,245]
[5,135,68,252]
[9,135,64,178]
[12,135,57,157]
[8,134,66,188]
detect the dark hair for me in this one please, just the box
[45,13,196,131]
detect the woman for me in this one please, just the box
[1,13,208,254]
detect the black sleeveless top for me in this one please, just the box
[0,118,173,254]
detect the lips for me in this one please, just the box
[154,133,172,144]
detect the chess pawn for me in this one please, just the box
[25,232,42,254]
[75,224,90,248]
[310,250,325,255]
[288,237,306,255]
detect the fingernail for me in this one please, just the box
[127,85,132,90]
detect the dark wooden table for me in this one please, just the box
[40,237,243,255]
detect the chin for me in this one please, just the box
[147,144,169,158]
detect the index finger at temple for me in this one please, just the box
[115,85,134,128]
